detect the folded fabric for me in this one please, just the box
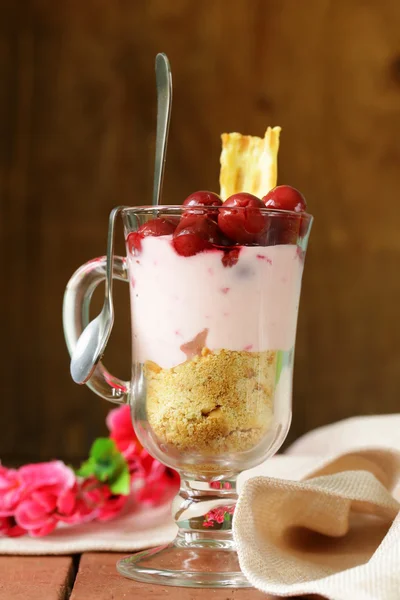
[234,414,400,600]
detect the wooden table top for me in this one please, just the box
[0,552,296,599]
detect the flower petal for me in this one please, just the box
[15,500,49,528]
[0,516,27,537]
[31,491,57,512]
[29,518,57,537]
[57,487,77,516]
[19,461,75,492]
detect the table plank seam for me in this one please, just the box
[63,555,80,600]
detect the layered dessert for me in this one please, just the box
[127,127,310,465]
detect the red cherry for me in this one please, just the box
[218,193,268,245]
[266,214,301,246]
[183,190,222,208]
[139,217,177,237]
[183,190,222,221]
[173,214,220,257]
[262,185,307,213]
[127,217,177,253]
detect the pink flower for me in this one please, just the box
[14,461,76,537]
[203,519,214,528]
[79,478,127,522]
[134,455,179,506]
[203,505,235,527]
[106,405,138,454]
[18,461,75,491]
[0,466,24,516]
[106,405,145,468]
[60,478,128,525]
[106,406,180,504]
[96,487,127,522]
[211,507,226,524]
[0,406,181,538]
[0,516,26,537]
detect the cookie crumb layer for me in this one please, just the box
[145,348,276,455]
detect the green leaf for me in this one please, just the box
[109,465,130,495]
[90,438,117,461]
[91,438,122,482]
[76,457,97,478]
[76,437,130,491]
[221,512,233,530]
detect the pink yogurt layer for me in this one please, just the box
[128,236,304,369]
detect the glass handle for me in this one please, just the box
[63,255,130,404]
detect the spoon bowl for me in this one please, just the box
[70,308,113,384]
[69,205,120,385]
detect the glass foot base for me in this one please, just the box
[117,539,251,588]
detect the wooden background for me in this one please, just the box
[1,0,400,465]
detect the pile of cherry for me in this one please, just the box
[128,185,308,259]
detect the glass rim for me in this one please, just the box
[120,205,313,221]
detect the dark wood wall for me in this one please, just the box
[1,0,400,464]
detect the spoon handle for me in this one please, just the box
[153,53,172,206]
[104,205,123,308]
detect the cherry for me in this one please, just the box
[127,217,177,253]
[218,193,268,245]
[183,190,222,209]
[262,185,307,213]
[183,190,222,221]
[266,214,301,246]
[139,217,178,237]
[173,214,221,257]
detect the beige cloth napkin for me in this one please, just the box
[0,500,177,555]
[234,414,400,600]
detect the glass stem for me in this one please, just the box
[172,477,238,546]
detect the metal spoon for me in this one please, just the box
[70,53,173,384]
[153,52,172,206]
[70,205,121,384]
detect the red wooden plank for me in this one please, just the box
[71,553,271,599]
[0,555,74,600]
